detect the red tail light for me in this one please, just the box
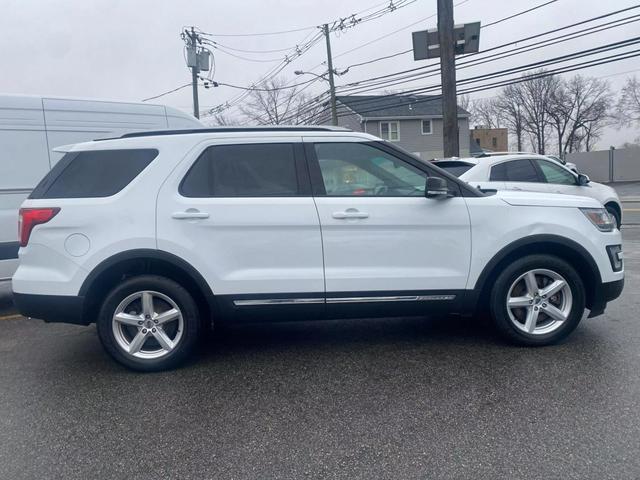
[18,208,60,247]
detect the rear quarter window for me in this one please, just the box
[433,162,474,177]
[29,149,158,199]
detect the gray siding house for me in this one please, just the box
[329,94,470,160]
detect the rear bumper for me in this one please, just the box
[12,292,88,325]
[588,277,624,318]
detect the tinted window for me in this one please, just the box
[536,160,576,185]
[434,162,473,177]
[181,143,298,197]
[490,159,540,182]
[314,142,426,196]
[30,149,158,199]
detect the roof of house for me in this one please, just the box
[336,94,470,119]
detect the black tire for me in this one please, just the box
[490,254,586,346]
[606,204,621,230]
[97,275,201,372]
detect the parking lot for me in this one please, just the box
[0,226,637,479]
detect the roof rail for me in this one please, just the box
[112,125,351,140]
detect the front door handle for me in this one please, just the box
[332,209,369,219]
[172,209,209,220]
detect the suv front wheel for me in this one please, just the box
[490,255,586,346]
[97,275,201,371]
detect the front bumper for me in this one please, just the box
[12,292,88,325]
[587,277,624,318]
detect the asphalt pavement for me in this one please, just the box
[1,229,639,479]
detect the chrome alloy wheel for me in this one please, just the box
[112,291,184,359]
[506,269,573,335]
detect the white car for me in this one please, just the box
[12,127,624,371]
[434,154,622,228]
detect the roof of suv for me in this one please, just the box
[108,125,352,140]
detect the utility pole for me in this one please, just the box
[187,28,200,119]
[322,23,338,126]
[437,0,459,157]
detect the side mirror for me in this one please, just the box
[577,173,590,186]
[425,177,450,198]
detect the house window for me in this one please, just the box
[380,121,399,141]
[492,137,497,148]
[421,119,432,135]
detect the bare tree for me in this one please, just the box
[616,76,640,139]
[546,75,612,155]
[513,70,561,154]
[467,97,503,129]
[238,77,325,125]
[495,85,525,151]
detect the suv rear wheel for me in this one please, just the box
[490,255,586,346]
[97,275,201,371]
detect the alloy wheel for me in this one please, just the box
[112,290,184,359]
[506,268,573,335]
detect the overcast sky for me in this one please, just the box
[1,0,638,148]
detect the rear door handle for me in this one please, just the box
[172,209,209,220]
[332,209,369,219]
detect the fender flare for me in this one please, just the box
[466,234,602,310]
[79,249,215,300]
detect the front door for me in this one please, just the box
[304,137,471,314]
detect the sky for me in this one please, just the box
[1,0,639,149]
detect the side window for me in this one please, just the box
[180,143,299,197]
[29,149,158,199]
[421,120,432,135]
[313,142,426,196]
[490,159,540,182]
[380,121,400,141]
[536,160,576,185]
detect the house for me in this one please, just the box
[471,126,508,152]
[330,94,471,159]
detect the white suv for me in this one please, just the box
[12,127,624,371]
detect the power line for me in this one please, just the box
[210,76,321,91]
[328,0,565,76]
[141,83,191,102]
[482,0,558,28]
[198,26,316,38]
[289,33,640,121]
[334,43,640,118]
[333,6,640,97]
[206,0,418,115]
[194,0,404,38]
[335,13,640,98]
[335,4,640,90]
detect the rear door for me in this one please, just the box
[156,138,325,317]
[305,137,471,314]
[490,158,546,193]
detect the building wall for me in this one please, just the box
[360,118,470,160]
[471,128,508,152]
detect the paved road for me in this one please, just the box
[1,231,640,480]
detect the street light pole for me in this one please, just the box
[322,23,338,126]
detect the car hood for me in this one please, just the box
[495,190,602,208]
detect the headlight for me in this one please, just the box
[580,208,615,232]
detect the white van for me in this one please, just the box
[0,94,203,281]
